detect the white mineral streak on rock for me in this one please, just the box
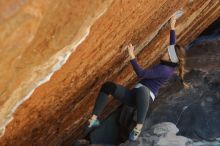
[0,3,112,137]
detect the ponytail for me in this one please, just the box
[175,45,190,89]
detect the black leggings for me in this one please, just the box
[92,81,152,124]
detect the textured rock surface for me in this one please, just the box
[0,0,220,146]
[120,122,220,146]
[0,0,113,139]
[121,122,192,146]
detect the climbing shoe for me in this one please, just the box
[84,118,100,134]
[129,127,141,141]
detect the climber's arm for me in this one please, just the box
[170,15,176,45]
[170,29,176,45]
[130,58,146,78]
[127,43,148,78]
[130,58,167,78]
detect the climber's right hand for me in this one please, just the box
[127,43,135,59]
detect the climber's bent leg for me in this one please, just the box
[92,81,116,116]
[135,87,151,124]
[92,81,135,116]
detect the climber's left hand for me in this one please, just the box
[170,14,176,30]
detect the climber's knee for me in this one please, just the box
[100,81,117,95]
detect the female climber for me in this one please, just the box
[84,15,189,141]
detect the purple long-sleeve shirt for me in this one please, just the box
[130,30,176,97]
[170,29,176,45]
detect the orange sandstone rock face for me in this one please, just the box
[0,0,113,139]
[0,0,219,145]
